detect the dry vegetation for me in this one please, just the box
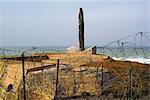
[0,53,149,100]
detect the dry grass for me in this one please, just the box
[0,53,149,100]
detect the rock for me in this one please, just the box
[66,46,78,53]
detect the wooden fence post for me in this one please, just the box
[22,53,26,100]
[54,59,60,100]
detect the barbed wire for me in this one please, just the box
[0,32,149,100]
[97,32,150,61]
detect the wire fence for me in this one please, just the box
[0,32,149,100]
[97,32,150,61]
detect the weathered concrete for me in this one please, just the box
[78,8,85,51]
[83,46,97,54]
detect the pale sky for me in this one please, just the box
[0,0,149,47]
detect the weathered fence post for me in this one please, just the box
[101,64,103,95]
[22,52,26,100]
[54,59,60,100]
[129,67,132,100]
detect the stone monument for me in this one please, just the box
[77,8,96,54]
[78,8,85,51]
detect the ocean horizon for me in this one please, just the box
[0,46,150,64]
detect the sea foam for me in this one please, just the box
[112,57,150,64]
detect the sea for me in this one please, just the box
[0,46,150,64]
[97,47,150,64]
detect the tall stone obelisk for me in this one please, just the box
[78,8,85,51]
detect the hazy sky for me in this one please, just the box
[0,0,149,47]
